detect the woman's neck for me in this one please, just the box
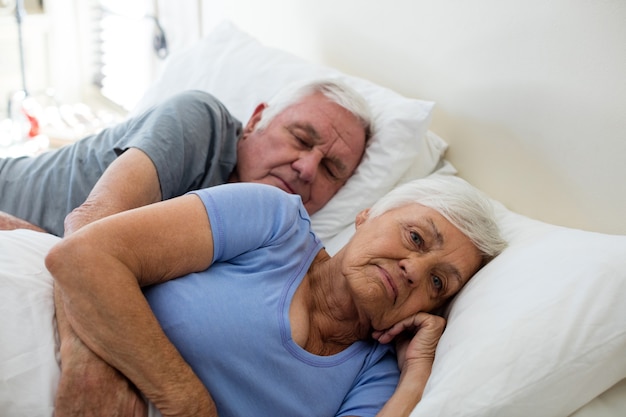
[292,250,371,355]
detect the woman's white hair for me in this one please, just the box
[368,175,507,264]
[254,79,373,142]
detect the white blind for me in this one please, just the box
[90,0,165,110]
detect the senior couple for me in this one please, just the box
[0,79,506,417]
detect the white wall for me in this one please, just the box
[27,0,620,234]
[179,0,625,235]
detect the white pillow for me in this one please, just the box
[569,378,626,416]
[133,20,442,243]
[0,230,60,416]
[325,169,626,416]
[324,143,455,255]
[409,183,626,417]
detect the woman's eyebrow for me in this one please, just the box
[428,218,469,293]
[427,218,444,247]
[445,265,463,290]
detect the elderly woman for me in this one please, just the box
[41,175,506,417]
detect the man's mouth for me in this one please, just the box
[275,176,295,194]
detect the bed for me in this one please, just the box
[2,5,626,416]
[119,20,626,416]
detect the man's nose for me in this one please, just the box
[293,151,323,183]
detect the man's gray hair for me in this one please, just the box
[368,175,508,264]
[254,79,373,142]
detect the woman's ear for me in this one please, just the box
[242,103,268,137]
[355,208,371,227]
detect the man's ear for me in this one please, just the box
[355,208,371,227]
[243,103,268,136]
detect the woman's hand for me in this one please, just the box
[55,335,147,417]
[372,313,446,417]
[373,312,446,370]
[54,284,148,417]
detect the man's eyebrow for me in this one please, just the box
[291,122,349,176]
[327,155,348,177]
[290,122,320,141]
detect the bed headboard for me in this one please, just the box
[158,0,626,235]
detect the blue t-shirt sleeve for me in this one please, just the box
[191,183,317,262]
[337,345,400,417]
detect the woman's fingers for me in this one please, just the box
[373,312,445,345]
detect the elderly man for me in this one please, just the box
[0,79,371,236]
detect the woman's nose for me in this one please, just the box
[399,257,426,287]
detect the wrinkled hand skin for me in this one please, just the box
[396,314,446,370]
[373,312,446,371]
[55,336,148,417]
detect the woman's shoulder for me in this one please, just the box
[195,183,306,213]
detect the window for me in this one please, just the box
[89,0,166,110]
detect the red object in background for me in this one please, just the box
[21,107,40,137]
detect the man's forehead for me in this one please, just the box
[285,95,366,156]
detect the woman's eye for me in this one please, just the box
[410,231,423,246]
[432,275,443,291]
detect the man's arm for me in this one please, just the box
[64,147,162,234]
[2,147,160,234]
[0,211,47,232]
[55,147,163,416]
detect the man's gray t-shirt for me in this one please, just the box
[0,90,242,236]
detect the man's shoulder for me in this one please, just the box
[166,90,225,110]
[160,90,241,125]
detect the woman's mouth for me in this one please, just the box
[377,266,398,303]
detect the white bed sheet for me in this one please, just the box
[570,378,626,417]
[2,177,626,416]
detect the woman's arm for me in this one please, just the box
[372,313,446,417]
[55,147,164,416]
[46,193,217,417]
